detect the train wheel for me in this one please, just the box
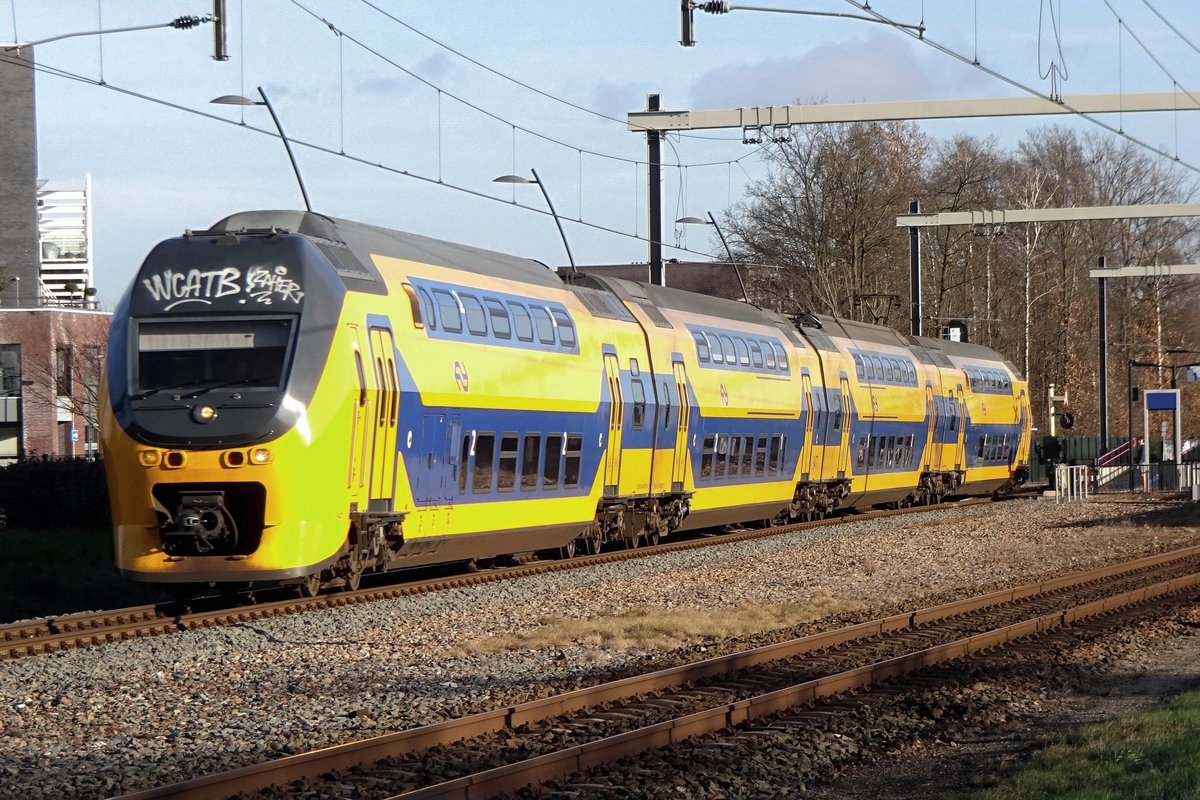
[624,534,641,550]
[559,539,578,560]
[646,529,661,546]
[298,573,322,598]
[582,532,602,556]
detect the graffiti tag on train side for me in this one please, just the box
[140,265,305,310]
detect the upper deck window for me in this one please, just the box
[433,289,462,333]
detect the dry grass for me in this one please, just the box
[459,594,859,655]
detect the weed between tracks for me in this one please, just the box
[461,595,860,655]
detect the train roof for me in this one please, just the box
[204,210,568,290]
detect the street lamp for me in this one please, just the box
[211,86,312,213]
[493,169,576,273]
[676,212,749,303]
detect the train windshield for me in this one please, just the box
[134,318,295,395]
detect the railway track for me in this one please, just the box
[117,542,1200,800]
[1,497,994,662]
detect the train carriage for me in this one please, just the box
[101,210,1031,593]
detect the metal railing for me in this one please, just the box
[1055,464,1091,503]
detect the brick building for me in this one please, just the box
[0,309,110,462]
[0,44,111,462]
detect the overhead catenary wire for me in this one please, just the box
[839,0,1200,178]
[0,51,747,270]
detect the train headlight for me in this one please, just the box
[250,447,272,465]
[138,450,160,467]
[192,405,218,424]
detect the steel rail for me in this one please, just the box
[115,542,1200,800]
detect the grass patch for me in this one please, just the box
[463,595,859,655]
[963,689,1200,799]
[0,527,160,622]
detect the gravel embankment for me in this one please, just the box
[0,498,1196,798]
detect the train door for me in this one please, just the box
[602,352,623,493]
[800,373,814,480]
[346,324,372,496]
[837,375,852,477]
[921,385,937,472]
[414,414,455,506]
[671,360,690,491]
[368,327,400,505]
[954,385,966,470]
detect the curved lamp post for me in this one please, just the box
[676,212,749,302]
[212,86,312,212]
[494,169,576,273]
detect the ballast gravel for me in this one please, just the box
[0,498,1197,798]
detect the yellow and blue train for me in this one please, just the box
[100,211,1031,594]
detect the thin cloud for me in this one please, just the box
[690,30,990,108]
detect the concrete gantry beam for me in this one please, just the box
[1088,264,1200,279]
[898,204,1200,228]
[628,91,1200,132]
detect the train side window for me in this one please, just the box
[908,435,916,465]
[832,395,843,430]
[719,335,736,365]
[876,436,887,467]
[543,434,563,488]
[764,343,777,370]
[774,344,789,371]
[473,433,495,493]
[551,309,576,347]
[769,435,782,474]
[662,380,672,429]
[886,435,896,466]
[741,435,753,474]
[433,289,462,333]
[509,302,534,342]
[734,338,750,366]
[709,335,725,365]
[853,353,864,380]
[728,436,742,478]
[749,341,764,368]
[497,433,518,492]
[867,435,876,467]
[520,434,541,491]
[631,380,646,429]
[458,434,471,494]
[714,435,728,478]
[402,283,424,329]
[884,360,895,382]
[564,434,582,487]
[755,435,768,474]
[948,394,957,430]
[857,435,868,467]
[460,293,487,336]
[485,298,511,339]
[701,435,715,479]
[417,288,437,331]
[693,331,711,363]
[353,350,367,407]
[531,306,556,344]
[870,356,883,381]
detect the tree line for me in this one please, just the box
[722,122,1200,441]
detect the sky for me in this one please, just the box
[5,0,1200,307]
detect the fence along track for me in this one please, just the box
[116,543,1200,800]
[0,498,992,662]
